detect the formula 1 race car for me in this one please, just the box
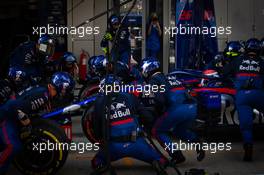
[167,69,264,127]
[80,69,264,143]
[34,67,262,175]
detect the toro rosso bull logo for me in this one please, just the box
[110,101,131,120]
[111,102,126,110]
[239,59,260,72]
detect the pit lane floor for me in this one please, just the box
[8,117,264,175]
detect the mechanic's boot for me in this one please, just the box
[192,138,206,162]
[196,147,205,162]
[90,165,116,175]
[171,150,186,164]
[152,160,168,175]
[243,143,253,162]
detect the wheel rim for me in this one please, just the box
[15,128,62,171]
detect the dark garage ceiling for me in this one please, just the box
[0,0,38,19]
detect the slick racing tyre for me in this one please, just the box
[81,106,102,144]
[78,82,99,101]
[14,118,69,175]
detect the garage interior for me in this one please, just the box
[0,1,264,175]
[1,0,264,77]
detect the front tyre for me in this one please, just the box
[14,118,69,175]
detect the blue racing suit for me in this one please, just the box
[9,41,43,83]
[0,79,13,105]
[146,25,160,58]
[141,72,197,157]
[223,55,264,144]
[0,86,50,174]
[101,27,131,80]
[92,92,166,169]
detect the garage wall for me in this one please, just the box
[67,0,107,60]
[214,0,264,51]
[67,0,264,60]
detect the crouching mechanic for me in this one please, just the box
[0,72,75,174]
[140,57,205,164]
[9,35,56,84]
[0,67,30,105]
[7,67,32,96]
[91,75,168,175]
[223,38,264,161]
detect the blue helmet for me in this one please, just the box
[140,57,160,78]
[109,14,120,27]
[100,74,121,86]
[62,52,77,64]
[37,35,56,56]
[224,41,244,58]
[61,52,77,71]
[245,38,261,55]
[88,56,95,70]
[50,72,75,95]
[214,54,225,62]
[88,55,108,75]
[8,67,27,84]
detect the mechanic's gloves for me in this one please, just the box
[103,32,113,41]
[101,48,113,63]
[17,110,31,126]
[102,47,109,55]
[101,32,113,55]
